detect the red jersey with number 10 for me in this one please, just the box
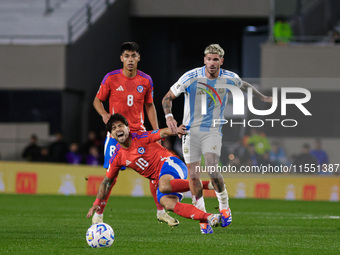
[96,69,154,132]
[106,129,174,182]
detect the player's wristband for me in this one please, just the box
[93,198,102,206]
[165,113,173,119]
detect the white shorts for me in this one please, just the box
[182,128,222,164]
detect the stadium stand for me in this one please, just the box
[0,0,115,44]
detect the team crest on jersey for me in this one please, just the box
[138,147,145,154]
[218,88,225,94]
[136,85,144,93]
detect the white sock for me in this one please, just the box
[215,188,229,210]
[157,209,165,216]
[192,196,206,212]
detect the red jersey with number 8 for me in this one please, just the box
[96,69,154,132]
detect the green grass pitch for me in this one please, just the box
[0,194,339,255]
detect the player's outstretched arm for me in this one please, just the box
[86,176,115,218]
[93,97,111,124]
[162,90,178,134]
[160,124,186,139]
[241,81,272,103]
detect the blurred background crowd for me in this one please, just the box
[21,127,331,176]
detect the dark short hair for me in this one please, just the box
[106,113,129,132]
[121,42,140,54]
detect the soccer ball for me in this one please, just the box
[86,223,115,248]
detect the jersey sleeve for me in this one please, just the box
[170,72,191,97]
[106,150,121,179]
[148,129,162,143]
[145,77,154,104]
[227,72,243,88]
[135,130,162,144]
[96,74,111,101]
[106,162,121,179]
[233,74,243,88]
[221,69,243,88]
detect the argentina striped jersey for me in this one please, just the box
[170,66,243,132]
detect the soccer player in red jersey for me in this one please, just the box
[86,114,220,234]
[92,42,176,225]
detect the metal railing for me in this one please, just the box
[67,0,115,44]
[289,35,335,43]
[0,35,65,45]
[45,0,67,15]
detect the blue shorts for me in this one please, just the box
[156,156,188,203]
[103,135,126,170]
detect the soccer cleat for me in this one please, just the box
[220,208,232,227]
[199,223,213,234]
[207,213,221,227]
[92,213,103,224]
[157,211,179,227]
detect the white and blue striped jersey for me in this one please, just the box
[170,66,243,132]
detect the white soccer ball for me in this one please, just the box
[86,223,115,248]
